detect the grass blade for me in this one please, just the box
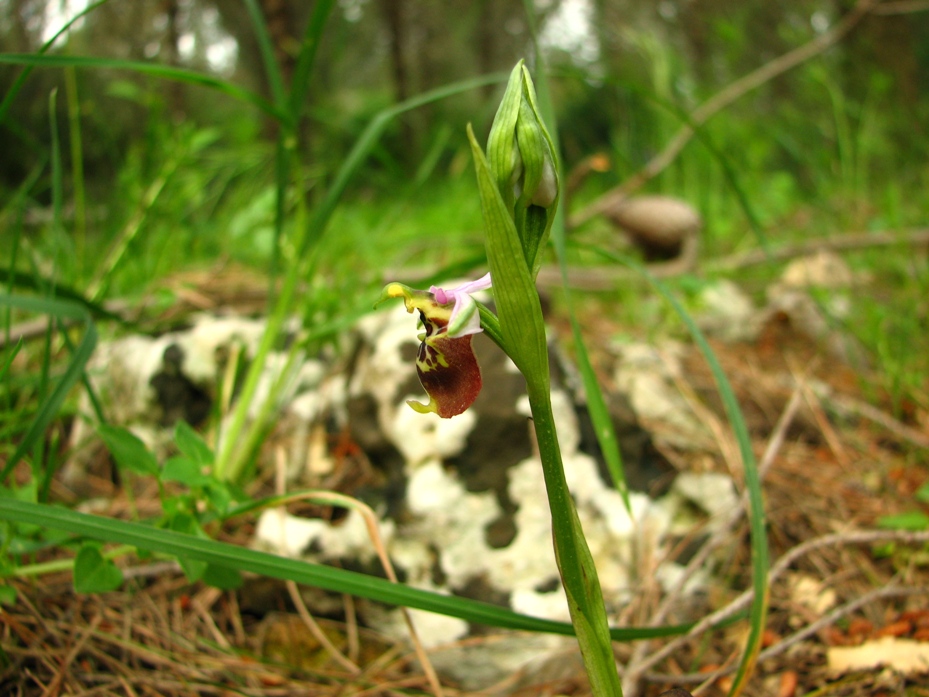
[0,0,110,126]
[288,0,337,120]
[0,54,281,121]
[588,249,770,695]
[0,498,693,642]
[0,295,97,484]
[297,73,507,258]
[241,0,288,118]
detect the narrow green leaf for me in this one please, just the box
[297,73,506,259]
[167,513,208,582]
[5,269,128,324]
[98,425,159,477]
[586,249,769,696]
[0,338,22,382]
[242,0,288,118]
[0,54,281,121]
[0,499,693,642]
[0,0,110,126]
[74,544,123,593]
[287,0,337,120]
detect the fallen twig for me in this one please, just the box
[631,528,929,685]
[622,384,804,697]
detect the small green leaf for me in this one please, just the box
[174,421,214,465]
[0,585,18,605]
[74,544,123,593]
[98,425,159,476]
[204,482,237,517]
[878,512,929,530]
[160,457,206,486]
[915,483,929,504]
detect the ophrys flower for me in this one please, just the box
[377,274,491,418]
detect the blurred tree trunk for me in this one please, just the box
[9,0,34,52]
[380,0,410,104]
[261,0,298,86]
[378,0,416,159]
[160,0,186,120]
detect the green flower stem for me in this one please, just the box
[525,377,623,696]
[467,65,623,693]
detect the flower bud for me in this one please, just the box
[485,61,559,277]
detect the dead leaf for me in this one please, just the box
[828,636,929,674]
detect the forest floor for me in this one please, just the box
[3,263,929,697]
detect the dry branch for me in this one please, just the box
[535,227,929,290]
[568,0,881,229]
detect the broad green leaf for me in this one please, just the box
[98,425,159,477]
[74,544,123,593]
[203,482,238,517]
[202,564,243,590]
[160,457,208,487]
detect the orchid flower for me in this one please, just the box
[377,274,492,418]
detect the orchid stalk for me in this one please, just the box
[379,61,622,695]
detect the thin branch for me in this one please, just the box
[569,0,880,228]
[706,227,929,273]
[535,228,929,290]
[645,585,929,685]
